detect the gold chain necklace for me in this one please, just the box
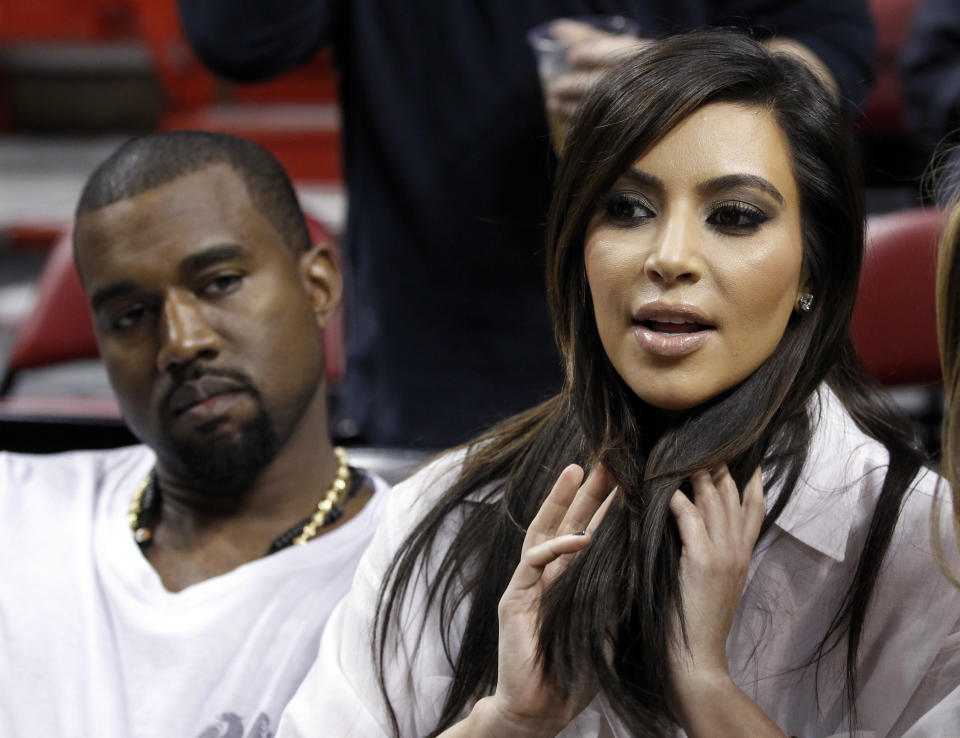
[128,446,351,548]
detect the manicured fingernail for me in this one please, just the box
[574,530,587,536]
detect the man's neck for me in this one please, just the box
[140,401,369,592]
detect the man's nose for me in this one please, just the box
[643,212,704,285]
[155,289,220,372]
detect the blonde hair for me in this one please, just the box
[935,182,960,583]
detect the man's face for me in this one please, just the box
[74,164,330,491]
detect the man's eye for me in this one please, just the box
[708,202,770,233]
[111,306,146,331]
[599,193,655,224]
[202,274,243,296]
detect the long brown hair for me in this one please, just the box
[375,30,924,736]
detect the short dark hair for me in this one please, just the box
[75,130,311,252]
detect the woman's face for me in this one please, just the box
[584,102,807,412]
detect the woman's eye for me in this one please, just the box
[708,201,770,233]
[600,193,654,224]
[202,273,243,296]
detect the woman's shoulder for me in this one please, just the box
[378,445,495,550]
[777,385,947,559]
[388,446,469,511]
[807,384,935,491]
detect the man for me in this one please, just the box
[0,131,387,737]
[179,0,875,449]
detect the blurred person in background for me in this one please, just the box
[0,131,387,737]
[178,0,875,449]
[900,0,960,205]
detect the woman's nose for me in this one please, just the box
[643,213,704,285]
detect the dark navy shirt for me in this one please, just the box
[180,0,874,447]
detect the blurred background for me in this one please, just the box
[0,0,947,454]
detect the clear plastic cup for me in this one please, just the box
[526,15,641,150]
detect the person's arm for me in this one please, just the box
[546,0,872,136]
[666,467,785,738]
[176,0,341,82]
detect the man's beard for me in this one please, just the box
[169,403,281,496]
[157,367,284,497]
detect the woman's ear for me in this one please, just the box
[299,241,343,328]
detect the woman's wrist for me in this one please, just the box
[669,669,786,738]
[466,696,566,738]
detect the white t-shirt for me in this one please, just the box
[279,388,960,737]
[0,444,389,738]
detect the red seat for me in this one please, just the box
[2,227,98,387]
[850,207,946,385]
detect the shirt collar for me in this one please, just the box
[765,387,874,562]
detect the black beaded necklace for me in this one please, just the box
[129,453,365,555]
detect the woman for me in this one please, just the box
[280,31,960,737]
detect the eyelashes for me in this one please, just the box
[597,192,654,225]
[596,192,772,234]
[706,200,771,233]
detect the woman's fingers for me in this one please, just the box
[712,465,743,526]
[505,533,592,594]
[675,465,765,551]
[510,462,616,595]
[556,463,614,537]
[691,469,728,542]
[670,489,706,547]
[524,464,585,551]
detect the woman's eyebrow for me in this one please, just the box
[620,168,664,192]
[697,174,785,204]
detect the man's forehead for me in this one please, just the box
[83,163,253,229]
[74,164,270,270]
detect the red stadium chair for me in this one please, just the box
[850,207,946,385]
[0,227,98,395]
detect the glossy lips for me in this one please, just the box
[166,375,248,418]
[632,303,715,357]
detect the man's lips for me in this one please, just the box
[167,376,249,417]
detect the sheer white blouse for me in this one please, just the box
[280,388,960,737]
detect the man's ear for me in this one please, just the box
[299,241,343,328]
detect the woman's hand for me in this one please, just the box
[443,463,615,738]
[667,466,785,738]
[668,466,764,680]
